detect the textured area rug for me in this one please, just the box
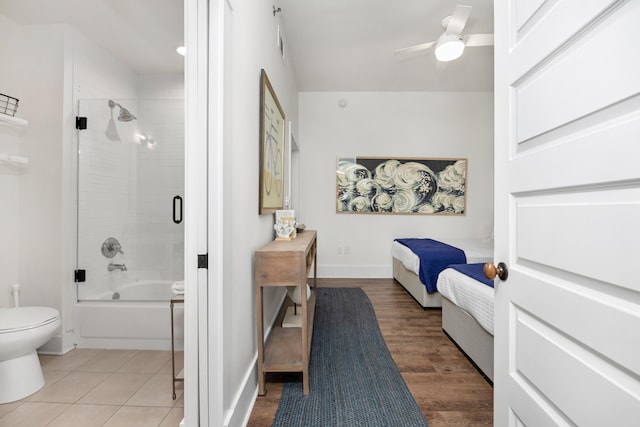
[272,287,428,427]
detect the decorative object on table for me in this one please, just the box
[272,287,428,426]
[336,156,467,215]
[282,283,311,328]
[259,69,286,214]
[274,209,296,240]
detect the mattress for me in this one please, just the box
[391,238,494,276]
[436,268,494,335]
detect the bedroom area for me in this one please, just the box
[249,0,496,425]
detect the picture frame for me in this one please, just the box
[259,69,286,214]
[336,156,467,215]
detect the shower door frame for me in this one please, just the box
[75,98,185,303]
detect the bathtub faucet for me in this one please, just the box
[108,263,127,272]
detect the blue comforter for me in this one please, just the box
[448,263,494,288]
[395,238,466,292]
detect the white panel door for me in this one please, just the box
[494,0,640,425]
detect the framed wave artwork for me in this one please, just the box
[336,156,467,215]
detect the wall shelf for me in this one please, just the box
[0,114,28,127]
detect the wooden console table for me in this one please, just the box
[255,229,317,395]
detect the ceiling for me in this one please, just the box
[277,0,494,92]
[0,0,493,92]
[0,0,184,75]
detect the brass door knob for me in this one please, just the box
[484,262,509,281]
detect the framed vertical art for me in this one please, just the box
[259,69,286,214]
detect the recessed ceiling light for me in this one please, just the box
[176,46,186,56]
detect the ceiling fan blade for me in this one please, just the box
[465,33,494,46]
[446,5,472,34]
[393,41,436,55]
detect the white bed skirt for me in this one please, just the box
[392,258,442,307]
[441,297,494,382]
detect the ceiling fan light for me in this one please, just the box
[435,33,465,62]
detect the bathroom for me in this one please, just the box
[0,0,185,394]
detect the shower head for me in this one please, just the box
[108,99,137,122]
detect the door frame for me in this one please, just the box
[183,0,225,424]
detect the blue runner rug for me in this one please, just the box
[272,287,429,427]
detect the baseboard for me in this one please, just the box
[222,291,286,426]
[37,330,75,355]
[223,355,259,427]
[317,264,392,278]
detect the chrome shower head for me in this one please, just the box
[117,108,136,122]
[108,99,137,122]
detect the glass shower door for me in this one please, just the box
[76,99,184,301]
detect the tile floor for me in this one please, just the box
[0,349,184,427]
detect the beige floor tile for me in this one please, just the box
[27,371,110,403]
[41,369,71,385]
[3,350,188,426]
[39,349,101,371]
[158,351,183,375]
[159,407,185,427]
[0,402,69,427]
[78,372,153,405]
[76,350,139,372]
[0,401,22,419]
[103,406,170,427]
[172,392,184,408]
[117,350,171,374]
[46,404,120,427]
[126,373,180,407]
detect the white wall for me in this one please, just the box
[221,1,299,425]
[0,14,26,309]
[298,92,494,278]
[0,20,67,318]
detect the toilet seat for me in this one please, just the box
[0,307,59,334]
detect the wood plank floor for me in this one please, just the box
[248,279,493,426]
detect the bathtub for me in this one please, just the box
[72,280,184,350]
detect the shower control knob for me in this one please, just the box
[102,237,124,258]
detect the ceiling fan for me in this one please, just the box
[394,5,493,62]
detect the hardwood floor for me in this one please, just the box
[247,278,493,426]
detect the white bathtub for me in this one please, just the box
[94,280,177,301]
[73,280,184,350]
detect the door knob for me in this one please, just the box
[484,262,509,281]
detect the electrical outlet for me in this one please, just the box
[344,246,350,255]
[337,247,343,255]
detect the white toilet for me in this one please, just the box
[0,306,60,403]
